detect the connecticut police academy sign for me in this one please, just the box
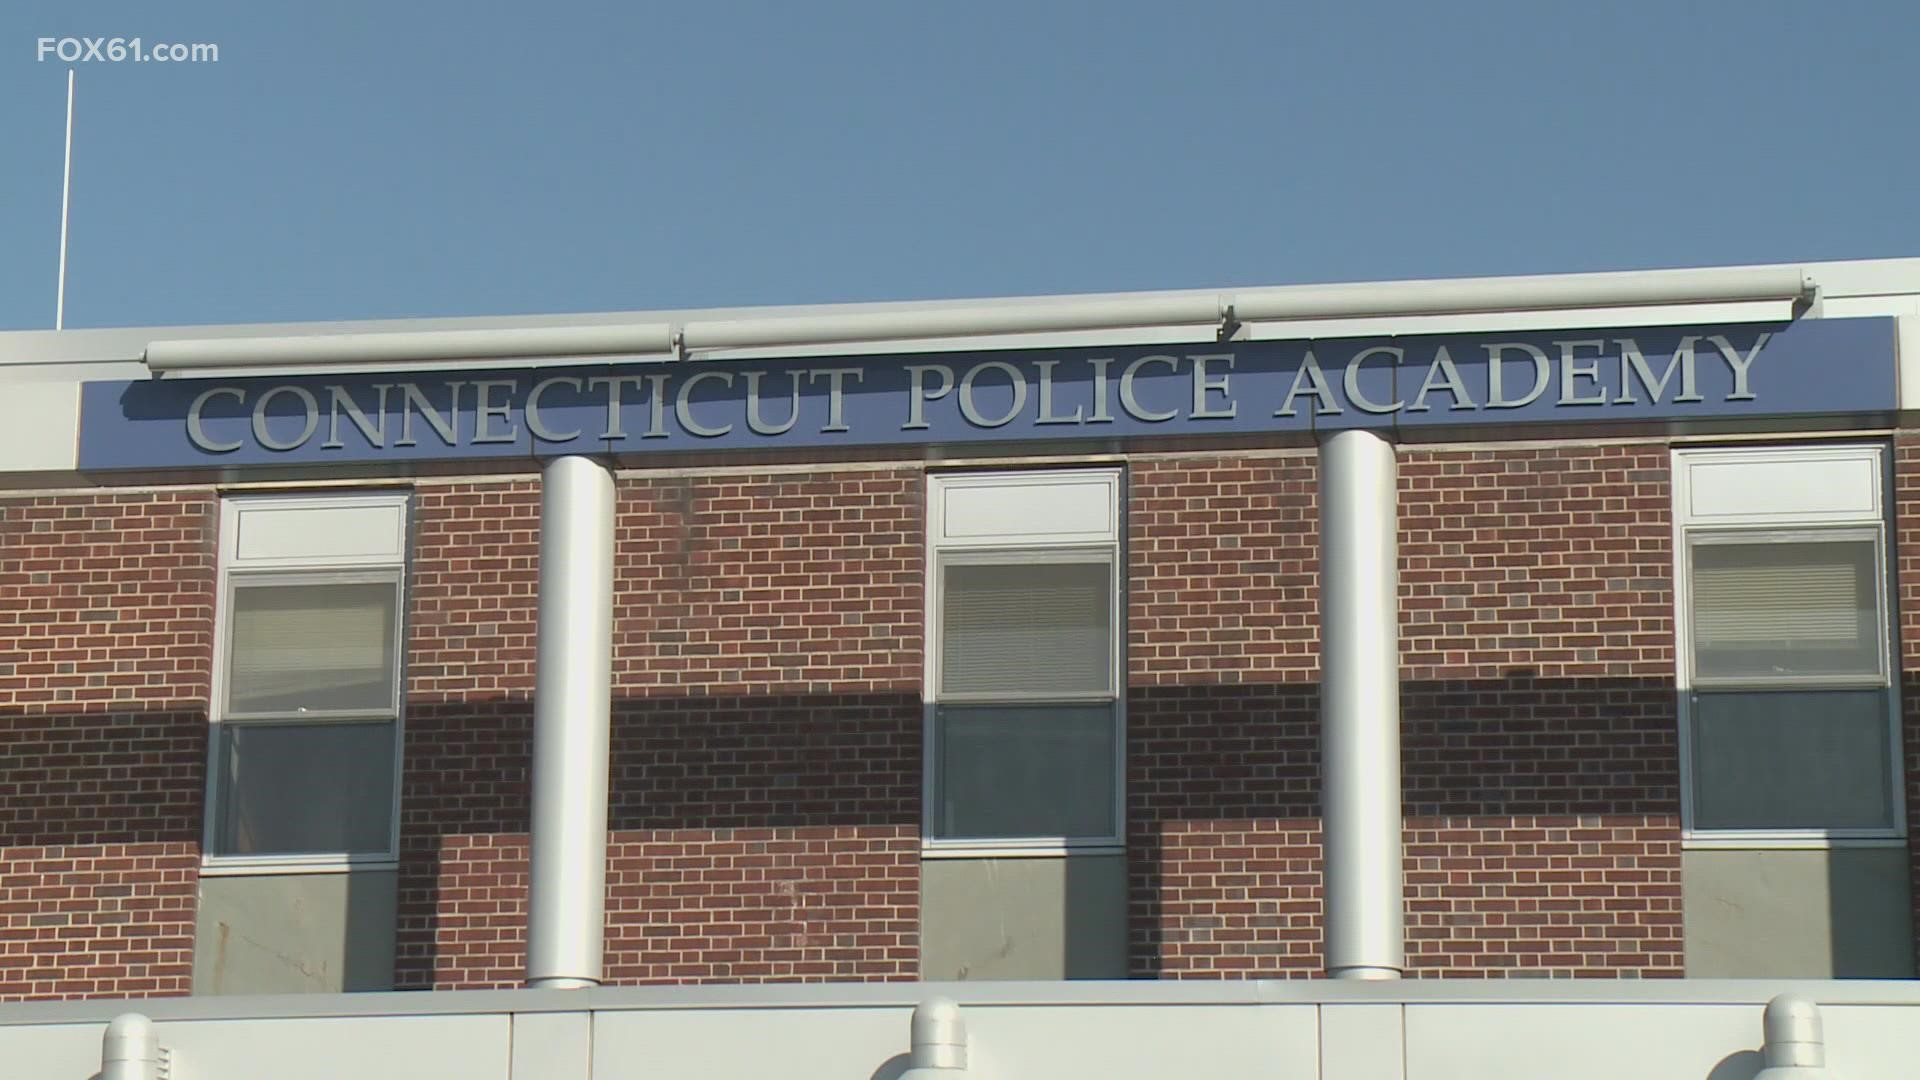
[78,318,1895,468]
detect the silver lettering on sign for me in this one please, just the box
[744,370,801,436]
[472,380,520,444]
[1555,340,1608,406]
[396,382,464,446]
[323,384,388,449]
[1190,353,1237,419]
[528,376,584,442]
[1709,333,1769,401]
[1034,359,1083,424]
[187,386,246,453]
[1408,347,1474,411]
[1121,355,1179,422]
[586,375,643,439]
[1343,346,1403,414]
[676,370,734,437]
[252,385,319,451]
[809,368,861,433]
[959,361,1028,427]
[1614,337,1702,404]
[1087,357,1116,422]
[643,373,670,437]
[904,364,955,430]
[1276,349,1341,416]
[1485,343,1550,408]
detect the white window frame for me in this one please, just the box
[1672,443,1905,847]
[924,469,1125,857]
[204,491,411,873]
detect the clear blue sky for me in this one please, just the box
[3,2,1916,330]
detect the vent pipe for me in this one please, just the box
[102,1013,170,1080]
[1755,994,1833,1080]
[899,997,969,1079]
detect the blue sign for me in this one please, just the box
[75,317,1897,470]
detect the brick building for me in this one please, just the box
[2,259,1916,1000]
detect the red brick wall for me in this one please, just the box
[1399,445,1682,977]
[1893,434,1920,975]
[1128,446,1684,978]
[0,445,1708,995]
[396,479,543,988]
[0,491,212,1000]
[1128,454,1323,976]
[399,469,921,988]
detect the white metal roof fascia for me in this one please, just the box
[2,977,1920,1027]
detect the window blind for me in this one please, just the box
[941,561,1111,697]
[1691,538,1879,679]
[229,581,399,714]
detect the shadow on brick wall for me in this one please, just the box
[0,707,206,999]
[1128,673,1682,978]
[396,672,1685,985]
[0,709,206,847]
[394,690,919,987]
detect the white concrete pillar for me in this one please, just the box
[526,455,616,989]
[1317,429,1405,979]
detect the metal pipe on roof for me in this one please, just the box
[680,293,1227,351]
[101,1013,167,1080]
[1755,994,1832,1080]
[143,324,676,373]
[1231,265,1812,322]
[139,266,1815,375]
[899,997,969,1079]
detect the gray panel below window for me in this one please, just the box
[921,854,1128,980]
[193,870,398,994]
[1683,848,1915,978]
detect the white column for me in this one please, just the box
[1317,429,1405,979]
[526,455,616,989]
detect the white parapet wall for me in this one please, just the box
[2,981,1919,1080]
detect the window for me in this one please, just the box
[925,469,1123,850]
[206,493,410,867]
[1673,446,1902,839]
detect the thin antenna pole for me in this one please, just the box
[56,68,74,331]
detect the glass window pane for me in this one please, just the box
[934,704,1115,839]
[1690,538,1881,681]
[1691,690,1894,831]
[213,721,397,855]
[229,581,399,713]
[941,562,1111,697]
